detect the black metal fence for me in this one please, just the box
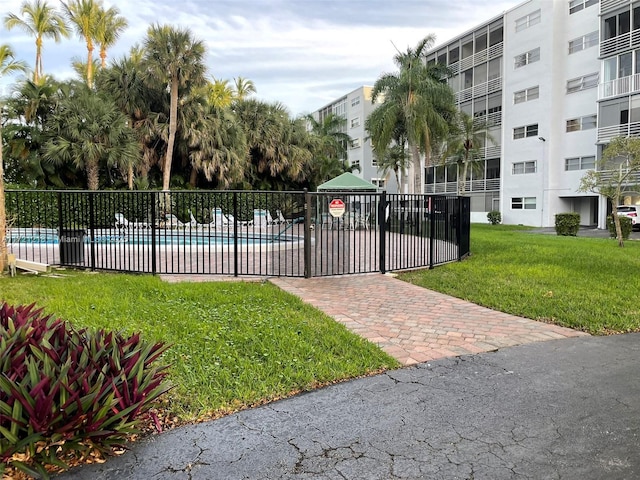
[5,190,470,277]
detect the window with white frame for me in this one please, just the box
[565,156,596,171]
[514,86,539,104]
[514,47,540,69]
[569,0,598,15]
[350,138,361,149]
[566,72,599,93]
[515,10,541,32]
[568,31,599,54]
[512,197,537,209]
[371,178,385,188]
[566,114,597,132]
[512,161,537,174]
[350,117,360,128]
[351,96,360,107]
[513,124,539,139]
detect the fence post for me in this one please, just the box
[88,192,95,271]
[378,191,386,274]
[304,188,312,278]
[233,192,239,277]
[429,195,435,269]
[151,192,157,274]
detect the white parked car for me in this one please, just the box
[616,205,640,231]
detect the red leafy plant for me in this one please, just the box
[0,302,171,479]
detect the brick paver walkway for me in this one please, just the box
[269,274,588,365]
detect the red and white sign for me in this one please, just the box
[328,198,346,218]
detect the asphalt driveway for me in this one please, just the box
[58,333,640,480]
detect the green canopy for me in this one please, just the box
[316,172,379,192]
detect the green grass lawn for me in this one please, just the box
[399,224,640,335]
[0,273,399,421]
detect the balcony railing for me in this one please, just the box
[600,29,640,58]
[456,77,502,103]
[597,121,640,143]
[425,178,500,194]
[601,0,631,16]
[598,73,640,100]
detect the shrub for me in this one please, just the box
[0,303,171,478]
[487,211,501,225]
[607,215,632,240]
[555,213,580,236]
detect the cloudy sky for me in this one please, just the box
[1,0,521,116]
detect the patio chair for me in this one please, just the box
[165,213,189,229]
[115,213,149,229]
[276,209,291,226]
[321,213,334,230]
[355,213,370,230]
[253,209,269,229]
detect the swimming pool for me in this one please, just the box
[8,228,298,246]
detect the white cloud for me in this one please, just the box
[1,0,522,115]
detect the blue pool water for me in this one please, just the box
[8,230,293,246]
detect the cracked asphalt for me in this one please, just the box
[58,333,640,480]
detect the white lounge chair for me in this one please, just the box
[276,210,291,225]
[165,213,189,229]
[115,213,149,229]
[253,209,269,229]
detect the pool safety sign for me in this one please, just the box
[329,198,346,218]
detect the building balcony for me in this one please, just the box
[597,121,640,143]
[425,178,500,194]
[598,73,640,100]
[449,42,503,75]
[601,0,632,16]
[600,29,640,58]
[456,77,502,103]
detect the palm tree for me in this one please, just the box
[305,113,351,167]
[442,111,496,196]
[143,24,206,191]
[0,45,28,272]
[233,76,256,101]
[205,77,234,108]
[370,35,456,194]
[62,0,101,87]
[3,0,69,83]
[376,143,410,191]
[43,86,139,190]
[95,5,127,69]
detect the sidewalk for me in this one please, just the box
[270,274,587,365]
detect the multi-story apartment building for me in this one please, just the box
[312,86,397,193]
[315,0,640,228]
[425,0,602,227]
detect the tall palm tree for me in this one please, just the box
[143,24,206,191]
[376,143,410,191]
[95,5,127,69]
[3,0,69,83]
[62,0,101,87]
[0,45,28,272]
[233,76,256,101]
[442,111,496,196]
[370,35,456,194]
[43,86,139,190]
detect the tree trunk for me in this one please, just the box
[189,167,198,187]
[461,161,469,197]
[163,78,179,192]
[86,159,100,191]
[128,164,134,190]
[411,143,422,194]
[35,36,43,83]
[611,203,625,247]
[86,40,94,87]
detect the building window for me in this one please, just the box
[514,86,539,104]
[568,31,599,54]
[350,117,360,128]
[514,48,540,69]
[515,10,541,32]
[351,96,360,107]
[512,197,537,209]
[371,178,385,188]
[566,72,599,93]
[565,156,596,171]
[512,161,537,174]
[513,124,539,139]
[569,0,598,15]
[350,138,361,149]
[566,114,597,132]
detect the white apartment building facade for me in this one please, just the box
[314,0,640,228]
